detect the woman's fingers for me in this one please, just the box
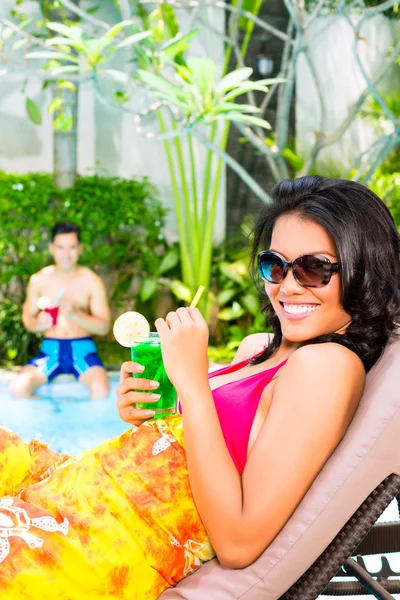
[187,306,206,325]
[116,389,160,408]
[116,377,160,407]
[165,311,181,329]
[117,362,162,425]
[120,376,159,392]
[156,307,200,336]
[176,306,193,324]
[118,405,155,426]
[119,361,144,383]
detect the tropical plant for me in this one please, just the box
[215,255,268,353]
[1,0,399,320]
[210,215,269,347]
[362,95,400,228]
[26,21,150,77]
[136,57,274,314]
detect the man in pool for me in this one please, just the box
[9,222,111,399]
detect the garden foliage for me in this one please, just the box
[0,171,167,364]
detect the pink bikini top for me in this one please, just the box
[208,357,287,474]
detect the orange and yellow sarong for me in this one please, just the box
[0,416,214,599]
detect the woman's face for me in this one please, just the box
[265,214,351,346]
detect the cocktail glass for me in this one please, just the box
[130,332,177,418]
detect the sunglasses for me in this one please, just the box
[257,251,340,288]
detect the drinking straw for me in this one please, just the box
[55,288,65,306]
[190,285,205,308]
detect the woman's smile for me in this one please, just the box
[280,301,320,319]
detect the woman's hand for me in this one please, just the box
[116,361,160,426]
[155,307,209,393]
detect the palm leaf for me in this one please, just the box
[213,102,260,114]
[215,67,253,95]
[47,23,83,41]
[215,113,271,129]
[139,70,183,96]
[162,30,199,60]
[26,51,80,63]
[186,58,215,101]
[116,31,151,49]
[105,20,136,40]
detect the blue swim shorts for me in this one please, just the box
[28,337,104,381]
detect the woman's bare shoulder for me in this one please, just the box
[280,342,366,400]
[231,332,273,365]
[288,342,364,371]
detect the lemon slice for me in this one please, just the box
[37,296,51,310]
[113,311,150,347]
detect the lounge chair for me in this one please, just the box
[159,332,400,600]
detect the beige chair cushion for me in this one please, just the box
[159,333,400,600]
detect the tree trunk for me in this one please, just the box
[50,1,80,190]
[53,86,78,190]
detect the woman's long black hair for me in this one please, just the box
[250,176,400,372]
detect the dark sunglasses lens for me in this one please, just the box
[259,253,284,283]
[293,255,326,286]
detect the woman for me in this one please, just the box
[1,176,399,599]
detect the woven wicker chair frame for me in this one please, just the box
[280,473,400,600]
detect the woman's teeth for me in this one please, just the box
[283,304,319,314]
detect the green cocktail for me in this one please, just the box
[131,332,177,418]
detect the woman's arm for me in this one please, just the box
[233,343,365,567]
[157,309,365,569]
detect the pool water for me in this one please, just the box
[0,376,130,455]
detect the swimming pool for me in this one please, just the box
[0,375,130,454]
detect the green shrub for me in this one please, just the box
[368,144,400,230]
[0,171,167,292]
[0,298,41,365]
[370,169,400,230]
[0,172,56,294]
[0,171,169,364]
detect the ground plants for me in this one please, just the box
[0,298,41,365]
[211,216,270,352]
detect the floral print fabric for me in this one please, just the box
[0,417,214,599]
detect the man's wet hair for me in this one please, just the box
[51,222,81,243]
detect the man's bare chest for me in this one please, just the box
[40,278,91,308]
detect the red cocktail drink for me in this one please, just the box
[44,306,59,326]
